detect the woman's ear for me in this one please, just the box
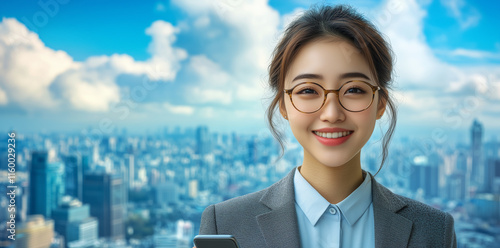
[376,92,387,120]
[279,98,288,120]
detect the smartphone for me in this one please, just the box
[193,235,240,248]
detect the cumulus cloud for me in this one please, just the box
[0,18,186,112]
[172,0,280,103]
[363,0,500,128]
[437,48,500,60]
[0,17,74,109]
[187,55,230,86]
[1,0,498,132]
[191,87,232,105]
[163,102,194,115]
[0,87,7,105]
[440,0,481,30]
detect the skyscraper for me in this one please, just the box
[29,151,65,218]
[52,197,98,247]
[196,126,210,157]
[409,155,439,199]
[62,154,83,201]
[471,119,485,191]
[82,173,126,240]
[16,215,54,248]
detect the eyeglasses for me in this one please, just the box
[284,80,380,113]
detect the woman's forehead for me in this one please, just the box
[285,39,372,84]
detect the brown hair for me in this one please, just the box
[266,4,397,174]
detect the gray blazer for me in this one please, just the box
[200,169,457,248]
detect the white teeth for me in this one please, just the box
[314,131,352,139]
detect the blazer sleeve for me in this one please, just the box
[444,213,457,248]
[199,204,217,234]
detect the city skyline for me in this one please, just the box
[1,119,499,247]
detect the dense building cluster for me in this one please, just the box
[0,120,499,247]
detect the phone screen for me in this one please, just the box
[193,235,240,248]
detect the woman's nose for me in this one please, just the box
[319,93,346,123]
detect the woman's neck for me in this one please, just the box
[299,152,364,204]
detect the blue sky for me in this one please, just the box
[0,0,499,140]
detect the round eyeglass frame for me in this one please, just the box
[283,80,381,113]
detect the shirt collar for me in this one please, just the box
[293,167,373,226]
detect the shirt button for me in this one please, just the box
[329,207,337,215]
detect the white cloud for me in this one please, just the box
[437,48,500,59]
[0,18,186,112]
[365,0,500,128]
[440,0,481,29]
[194,16,211,28]
[198,106,215,118]
[163,102,194,115]
[372,0,458,89]
[172,0,281,102]
[187,55,230,86]
[191,87,232,104]
[0,17,74,109]
[0,87,7,105]
[145,20,188,81]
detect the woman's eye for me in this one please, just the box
[297,88,318,94]
[345,87,365,94]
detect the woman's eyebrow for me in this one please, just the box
[338,72,371,81]
[292,73,323,82]
[291,72,371,82]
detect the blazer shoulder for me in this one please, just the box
[212,169,295,213]
[372,176,451,220]
[388,191,456,247]
[199,187,270,236]
[372,178,456,247]
[216,187,269,213]
[396,193,452,220]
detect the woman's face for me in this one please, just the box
[281,38,386,168]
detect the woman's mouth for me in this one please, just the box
[312,130,354,146]
[313,131,353,139]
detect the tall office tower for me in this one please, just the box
[81,154,91,175]
[447,173,466,201]
[62,154,83,201]
[82,173,126,240]
[196,126,211,157]
[247,136,258,165]
[52,197,99,247]
[409,155,439,199]
[488,159,500,194]
[471,119,485,191]
[29,151,65,218]
[16,215,54,248]
[125,154,135,189]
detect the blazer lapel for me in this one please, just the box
[371,175,413,248]
[256,169,301,247]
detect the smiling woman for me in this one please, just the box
[198,4,456,248]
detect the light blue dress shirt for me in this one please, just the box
[293,168,375,248]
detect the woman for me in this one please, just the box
[199,4,456,248]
